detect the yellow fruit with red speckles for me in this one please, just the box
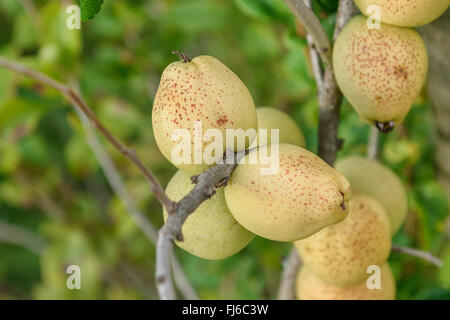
[296,263,396,300]
[295,195,392,286]
[355,0,449,27]
[163,170,254,260]
[333,15,428,133]
[152,55,257,174]
[224,143,351,242]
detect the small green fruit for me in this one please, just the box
[164,170,254,260]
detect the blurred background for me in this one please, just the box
[0,0,448,299]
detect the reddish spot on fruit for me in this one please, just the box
[216,115,228,126]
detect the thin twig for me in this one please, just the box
[73,105,198,299]
[367,126,380,159]
[0,221,46,255]
[171,258,198,300]
[0,56,174,213]
[156,149,247,299]
[318,0,358,165]
[293,0,324,92]
[284,0,332,68]
[304,0,324,90]
[306,35,324,89]
[277,249,302,300]
[332,0,360,42]
[391,244,443,268]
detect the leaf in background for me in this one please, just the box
[65,136,99,179]
[0,67,14,107]
[414,287,450,300]
[415,181,449,224]
[0,97,45,131]
[18,134,52,168]
[440,247,450,289]
[0,0,21,15]
[0,141,20,174]
[234,0,273,19]
[315,0,339,14]
[384,139,420,166]
[241,23,281,60]
[35,226,103,299]
[320,13,336,40]
[160,0,228,34]
[77,0,104,22]
[40,2,81,63]
[282,42,314,95]
[12,12,37,51]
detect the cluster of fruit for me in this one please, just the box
[295,156,407,300]
[152,55,350,259]
[150,0,448,300]
[334,0,448,133]
[150,54,399,300]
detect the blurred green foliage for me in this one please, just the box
[0,0,448,300]
[76,0,104,22]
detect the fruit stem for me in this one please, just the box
[375,121,395,134]
[172,50,191,63]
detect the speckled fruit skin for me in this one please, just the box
[251,107,305,148]
[333,15,428,126]
[295,195,392,286]
[152,55,258,174]
[335,156,407,234]
[163,170,254,260]
[296,263,396,300]
[224,143,351,242]
[355,0,449,27]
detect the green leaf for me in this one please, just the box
[0,97,45,131]
[39,2,82,62]
[160,0,228,33]
[241,23,281,60]
[12,12,38,50]
[77,0,104,21]
[315,0,339,13]
[18,134,52,168]
[234,0,291,24]
[0,65,14,107]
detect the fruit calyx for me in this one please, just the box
[172,50,191,63]
[339,192,347,211]
[375,121,395,134]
